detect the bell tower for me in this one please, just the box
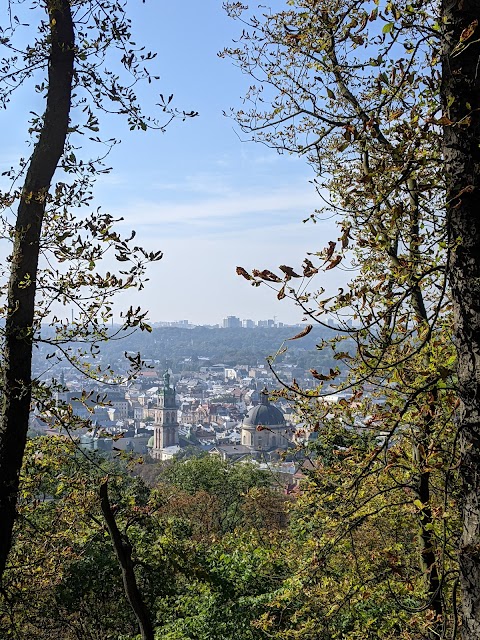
[153,371,179,450]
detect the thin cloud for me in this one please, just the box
[151,172,233,196]
[116,184,322,228]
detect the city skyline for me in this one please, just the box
[152,316,304,328]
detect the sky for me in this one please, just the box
[0,0,342,326]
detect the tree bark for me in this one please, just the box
[0,0,74,581]
[99,481,154,640]
[412,396,442,622]
[442,1,480,636]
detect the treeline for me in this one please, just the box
[34,325,342,373]
[108,325,338,366]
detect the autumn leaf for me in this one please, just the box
[303,258,318,277]
[310,368,340,381]
[252,269,282,283]
[279,264,302,278]
[236,266,252,280]
[453,184,475,201]
[436,116,454,126]
[309,369,330,381]
[460,19,478,43]
[325,240,336,261]
[334,351,354,360]
[288,324,313,340]
[326,255,342,270]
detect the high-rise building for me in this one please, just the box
[222,316,241,328]
[258,319,275,327]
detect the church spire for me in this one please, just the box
[163,370,170,389]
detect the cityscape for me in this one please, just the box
[30,321,346,486]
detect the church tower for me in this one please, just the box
[153,371,179,451]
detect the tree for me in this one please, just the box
[100,479,154,640]
[1,436,289,640]
[154,530,286,640]
[0,0,75,581]
[442,1,480,636]
[1,437,144,639]
[223,0,480,635]
[0,0,196,583]
[1,436,171,639]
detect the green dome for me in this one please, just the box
[147,435,154,448]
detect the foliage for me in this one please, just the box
[222,0,463,634]
[2,0,477,637]
[159,455,279,534]
[92,325,340,372]
[1,437,141,638]
[249,426,460,639]
[154,530,286,640]
[0,438,290,640]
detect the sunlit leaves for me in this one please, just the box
[224,0,457,634]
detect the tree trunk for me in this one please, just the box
[100,481,154,640]
[412,398,442,622]
[442,1,480,636]
[0,0,74,581]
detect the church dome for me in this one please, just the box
[147,435,154,448]
[243,389,285,427]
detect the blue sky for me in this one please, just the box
[1,0,341,326]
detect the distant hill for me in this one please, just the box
[33,324,350,375]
